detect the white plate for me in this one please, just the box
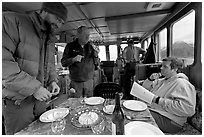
[78,112,99,125]
[103,105,115,114]
[125,121,164,135]
[85,97,105,105]
[39,108,69,122]
[123,100,147,111]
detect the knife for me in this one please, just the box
[126,115,151,121]
[46,96,59,105]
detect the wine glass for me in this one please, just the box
[91,118,105,135]
[118,92,124,100]
[51,118,66,135]
[80,88,87,106]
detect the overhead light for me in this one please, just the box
[145,2,166,11]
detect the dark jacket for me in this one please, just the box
[2,12,58,102]
[61,39,98,82]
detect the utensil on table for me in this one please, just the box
[126,115,151,121]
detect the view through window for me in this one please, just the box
[172,10,195,65]
[159,28,167,60]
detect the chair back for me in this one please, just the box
[93,82,122,99]
[100,61,115,82]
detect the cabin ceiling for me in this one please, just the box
[2,2,177,43]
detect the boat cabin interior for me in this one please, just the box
[3,2,201,90]
[2,2,202,135]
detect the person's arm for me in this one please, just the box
[92,44,100,57]
[122,47,128,63]
[61,43,75,67]
[2,13,42,98]
[155,81,196,117]
[46,42,60,95]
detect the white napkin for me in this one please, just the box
[130,82,154,104]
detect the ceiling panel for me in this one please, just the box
[2,2,177,43]
[107,14,167,35]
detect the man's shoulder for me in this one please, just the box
[3,11,28,20]
[175,75,195,88]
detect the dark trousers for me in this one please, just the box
[150,110,183,133]
[2,96,47,135]
[124,63,136,99]
[70,79,94,98]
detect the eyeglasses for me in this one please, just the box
[55,16,65,25]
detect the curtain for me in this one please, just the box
[143,41,156,64]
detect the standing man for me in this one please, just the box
[61,26,100,97]
[2,2,67,134]
[122,39,146,99]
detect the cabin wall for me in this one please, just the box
[187,2,202,90]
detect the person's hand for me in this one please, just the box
[149,73,161,81]
[33,87,52,101]
[49,81,60,96]
[73,55,84,62]
[11,95,27,105]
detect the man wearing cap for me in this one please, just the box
[2,2,67,134]
[122,39,146,99]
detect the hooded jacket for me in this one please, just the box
[2,12,58,103]
[142,73,196,126]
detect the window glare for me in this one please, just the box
[98,46,106,61]
[121,44,127,51]
[109,45,118,61]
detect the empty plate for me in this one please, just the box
[85,97,105,105]
[125,121,164,135]
[39,108,69,122]
[123,100,147,111]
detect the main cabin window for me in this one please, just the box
[172,10,195,65]
[99,45,106,61]
[109,45,118,61]
[159,28,167,61]
[143,40,148,51]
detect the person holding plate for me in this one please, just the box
[141,57,196,133]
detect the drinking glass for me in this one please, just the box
[119,92,124,100]
[91,118,105,135]
[80,88,87,106]
[51,118,66,135]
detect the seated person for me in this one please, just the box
[142,57,196,133]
